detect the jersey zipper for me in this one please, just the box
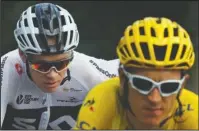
[38,93,51,129]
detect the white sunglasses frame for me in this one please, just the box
[121,65,185,97]
[28,57,73,74]
[29,65,70,74]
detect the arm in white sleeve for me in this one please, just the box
[1,54,12,127]
[79,52,119,89]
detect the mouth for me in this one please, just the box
[44,81,59,89]
[143,107,164,116]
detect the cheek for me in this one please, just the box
[164,96,177,110]
[128,88,143,111]
[30,69,44,83]
[58,70,67,79]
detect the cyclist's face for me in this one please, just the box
[120,68,188,129]
[29,52,72,93]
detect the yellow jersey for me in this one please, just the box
[73,77,198,130]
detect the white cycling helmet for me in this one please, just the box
[14,3,79,55]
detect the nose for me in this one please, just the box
[147,87,162,104]
[46,68,58,78]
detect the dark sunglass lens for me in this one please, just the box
[54,62,65,70]
[161,83,179,93]
[133,78,153,91]
[38,63,52,72]
[54,60,70,71]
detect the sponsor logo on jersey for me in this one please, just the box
[15,63,23,75]
[1,56,8,88]
[83,98,95,112]
[57,97,82,103]
[89,60,117,78]
[2,104,80,129]
[84,98,95,106]
[16,95,39,104]
[63,87,82,92]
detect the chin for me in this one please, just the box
[40,85,59,93]
[139,116,162,128]
[44,88,58,93]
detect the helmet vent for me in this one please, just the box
[189,53,193,59]
[52,17,59,29]
[139,27,145,35]
[42,19,49,29]
[150,27,156,37]
[69,30,73,45]
[131,43,139,57]
[62,31,68,47]
[124,45,131,57]
[68,16,72,23]
[140,42,150,60]
[173,27,178,36]
[21,34,28,46]
[180,45,186,59]
[120,48,127,57]
[31,6,35,13]
[27,34,36,48]
[156,18,161,24]
[164,28,169,37]
[170,44,179,60]
[177,62,189,67]
[57,6,61,11]
[144,63,155,68]
[26,49,38,54]
[164,65,174,68]
[129,29,133,36]
[126,60,142,66]
[154,45,167,61]
[184,33,187,38]
[19,17,22,28]
[61,15,66,25]
[33,17,39,28]
[24,19,28,27]
[17,36,25,46]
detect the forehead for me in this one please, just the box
[124,66,181,80]
[28,51,73,62]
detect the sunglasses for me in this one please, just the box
[121,65,185,97]
[28,57,73,74]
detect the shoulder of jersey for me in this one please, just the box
[87,77,120,98]
[69,51,91,69]
[174,89,198,129]
[1,49,25,76]
[180,89,198,107]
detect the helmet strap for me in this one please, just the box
[120,72,136,116]
[25,59,33,81]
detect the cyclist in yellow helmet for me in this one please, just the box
[73,17,198,130]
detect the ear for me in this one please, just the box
[181,74,190,89]
[178,74,190,95]
[119,67,129,95]
[18,49,27,63]
[118,67,125,96]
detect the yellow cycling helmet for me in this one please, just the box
[117,17,195,70]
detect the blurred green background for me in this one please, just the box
[1,1,198,94]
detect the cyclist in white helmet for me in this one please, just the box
[1,3,119,130]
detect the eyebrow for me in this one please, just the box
[29,55,73,63]
[29,51,74,63]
